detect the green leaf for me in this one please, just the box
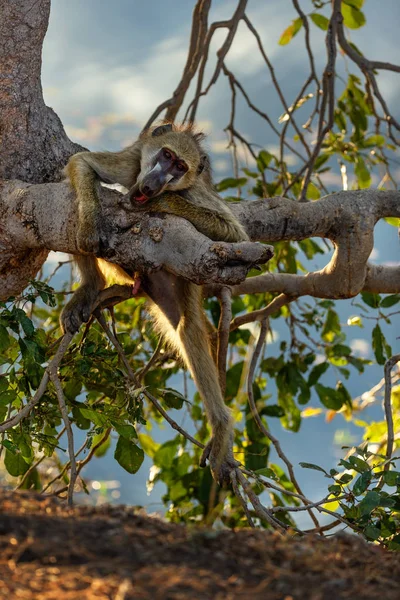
[361,292,381,308]
[0,378,8,394]
[348,456,369,473]
[255,467,278,480]
[385,217,400,228]
[364,525,381,541]
[315,383,343,410]
[80,407,109,427]
[216,177,247,192]
[92,433,111,458]
[336,473,353,484]
[0,325,11,351]
[162,388,185,410]
[383,471,400,486]
[359,490,380,516]
[343,0,364,10]
[278,18,303,46]
[154,439,180,469]
[364,135,385,147]
[310,13,329,30]
[314,153,330,171]
[114,436,144,474]
[353,470,371,495]
[328,484,342,496]
[111,421,138,440]
[305,182,321,200]
[4,449,30,477]
[257,150,274,169]
[322,309,341,343]
[0,390,17,406]
[262,404,285,418]
[20,315,35,337]
[372,324,385,365]
[308,362,329,386]
[342,3,366,29]
[299,462,329,476]
[355,156,371,189]
[380,294,400,308]
[336,382,352,409]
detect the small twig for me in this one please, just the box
[304,519,342,535]
[143,0,211,127]
[16,426,66,489]
[217,287,232,395]
[185,0,247,122]
[0,333,73,433]
[95,311,204,449]
[377,353,400,488]
[268,494,348,513]
[230,293,295,331]
[230,469,255,527]
[48,370,76,506]
[136,338,164,382]
[246,319,321,529]
[235,470,289,532]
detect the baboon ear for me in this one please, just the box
[152,124,173,137]
[197,154,209,175]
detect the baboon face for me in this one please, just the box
[129,125,208,204]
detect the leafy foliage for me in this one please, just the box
[0,1,399,548]
[301,444,400,550]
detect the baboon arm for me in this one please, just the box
[65,145,142,253]
[142,194,248,243]
[66,146,141,189]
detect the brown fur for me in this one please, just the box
[61,124,248,482]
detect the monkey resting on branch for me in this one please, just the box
[61,122,267,484]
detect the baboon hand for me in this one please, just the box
[60,287,96,333]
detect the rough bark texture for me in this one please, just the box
[0,180,398,301]
[0,180,272,298]
[0,0,84,184]
[230,191,400,297]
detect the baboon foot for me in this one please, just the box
[200,438,238,486]
[61,288,96,333]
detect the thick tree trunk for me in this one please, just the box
[0,0,83,184]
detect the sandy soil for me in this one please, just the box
[0,491,399,599]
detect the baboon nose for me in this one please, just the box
[142,184,152,196]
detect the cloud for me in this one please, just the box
[350,339,370,358]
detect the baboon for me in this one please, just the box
[62,123,249,482]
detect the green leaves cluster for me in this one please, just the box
[301,444,400,549]
[279,1,366,47]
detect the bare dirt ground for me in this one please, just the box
[0,491,399,600]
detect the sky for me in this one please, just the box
[42,0,400,180]
[38,1,400,514]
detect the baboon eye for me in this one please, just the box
[176,162,186,172]
[163,149,172,160]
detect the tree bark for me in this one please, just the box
[0,0,83,184]
[0,180,398,301]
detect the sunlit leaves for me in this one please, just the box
[278,18,303,45]
[342,1,366,29]
[310,13,329,31]
[278,93,314,123]
[216,177,247,192]
[354,156,371,189]
[352,470,371,495]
